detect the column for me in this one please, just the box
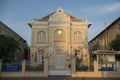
[71,58,76,73]
[117,61,120,71]
[44,58,48,76]
[22,59,26,77]
[0,59,2,77]
[94,61,98,72]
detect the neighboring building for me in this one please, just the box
[89,17,120,53]
[94,50,117,71]
[0,21,28,60]
[28,7,91,75]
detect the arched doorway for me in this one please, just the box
[49,49,71,76]
[55,49,64,69]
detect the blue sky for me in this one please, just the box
[0,0,120,45]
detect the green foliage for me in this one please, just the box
[76,56,89,71]
[0,35,19,63]
[110,35,120,51]
[76,56,82,65]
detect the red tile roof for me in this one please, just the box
[33,12,83,22]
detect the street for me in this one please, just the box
[1,76,120,80]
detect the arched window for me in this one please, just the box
[54,29,65,42]
[73,31,82,42]
[37,31,46,42]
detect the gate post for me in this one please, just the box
[117,61,120,71]
[44,58,48,77]
[94,61,98,72]
[0,59,2,77]
[71,58,76,76]
[22,59,26,77]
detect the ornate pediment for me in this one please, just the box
[29,7,91,27]
[49,7,71,25]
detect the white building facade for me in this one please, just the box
[28,7,91,75]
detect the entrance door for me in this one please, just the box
[49,49,71,76]
[55,50,64,69]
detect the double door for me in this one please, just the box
[55,52,64,69]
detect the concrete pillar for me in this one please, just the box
[117,61,120,71]
[44,58,48,76]
[22,59,26,77]
[71,58,76,73]
[0,59,2,77]
[94,61,98,72]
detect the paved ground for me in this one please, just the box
[1,76,120,80]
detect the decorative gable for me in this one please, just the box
[49,7,71,26]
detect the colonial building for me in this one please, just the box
[0,21,28,60]
[89,17,120,53]
[28,7,91,75]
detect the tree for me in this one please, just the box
[110,35,120,51]
[0,35,19,63]
[111,35,120,61]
